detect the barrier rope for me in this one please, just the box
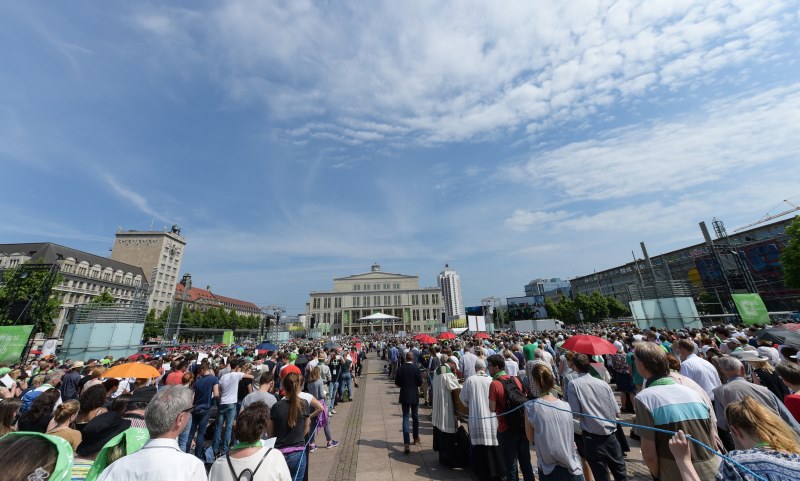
[448,391,768,481]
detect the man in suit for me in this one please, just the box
[396,351,423,454]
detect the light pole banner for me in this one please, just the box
[0,325,34,364]
[731,293,769,326]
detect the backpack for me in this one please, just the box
[499,377,528,432]
[226,447,272,481]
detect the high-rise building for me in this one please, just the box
[438,264,465,321]
[111,226,186,316]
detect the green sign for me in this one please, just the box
[222,330,234,346]
[732,293,769,325]
[0,325,34,363]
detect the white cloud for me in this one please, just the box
[504,84,800,200]
[131,0,798,146]
[101,173,170,222]
[504,209,572,232]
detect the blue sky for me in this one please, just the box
[2,1,799,314]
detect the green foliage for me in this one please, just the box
[0,261,63,335]
[782,216,800,288]
[547,293,628,323]
[89,290,116,305]
[142,308,165,340]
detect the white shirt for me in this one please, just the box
[97,438,206,481]
[208,444,292,481]
[679,353,722,401]
[219,372,244,405]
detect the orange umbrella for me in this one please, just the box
[103,362,160,379]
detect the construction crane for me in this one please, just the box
[733,198,800,232]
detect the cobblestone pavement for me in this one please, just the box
[313,353,655,481]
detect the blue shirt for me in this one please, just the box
[193,374,219,410]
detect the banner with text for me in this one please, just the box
[732,293,770,326]
[0,325,34,364]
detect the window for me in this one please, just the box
[422,294,429,305]
[364,296,370,307]
[363,284,369,291]
[411,294,419,305]
[334,297,342,308]
[334,312,341,323]
[423,309,431,320]
[353,297,360,307]
[432,293,439,304]
[412,310,420,321]
[374,295,380,306]
[394,283,400,289]
[324,298,331,308]
[394,295,401,305]
[384,295,390,306]
[374,284,380,290]
[353,284,360,291]
[313,298,321,309]
[383,283,389,289]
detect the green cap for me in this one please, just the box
[84,427,149,481]
[1,432,74,481]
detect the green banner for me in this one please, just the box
[0,325,34,364]
[732,293,769,325]
[222,330,234,346]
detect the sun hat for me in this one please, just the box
[737,351,769,362]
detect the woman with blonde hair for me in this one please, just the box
[47,399,82,451]
[670,396,800,481]
[745,357,790,400]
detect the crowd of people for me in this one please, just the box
[0,340,367,480]
[384,323,800,481]
[1,322,800,481]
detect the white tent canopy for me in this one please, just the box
[357,312,400,322]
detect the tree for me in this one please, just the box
[544,298,559,319]
[554,295,578,323]
[781,216,800,288]
[606,296,631,318]
[89,290,115,305]
[0,261,63,335]
[142,308,163,340]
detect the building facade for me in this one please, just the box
[174,279,261,318]
[0,243,147,336]
[438,264,465,321]
[110,226,185,316]
[525,278,571,299]
[570,217,799,311]
[308,264,444,335]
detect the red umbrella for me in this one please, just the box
[30,350,42,355]
[437,332,456,341]
[415,334,436,344]
[560,335,617,355]
[473,332,490,339]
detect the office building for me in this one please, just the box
[0,243,147,336]
[525,278,571,299]
[570,217,798,311]
[110,226,185,316]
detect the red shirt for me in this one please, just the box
[489,375,522,433]
[785,393,800,423]
[165,370,184,386]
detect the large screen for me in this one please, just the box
[506,296,547,321]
